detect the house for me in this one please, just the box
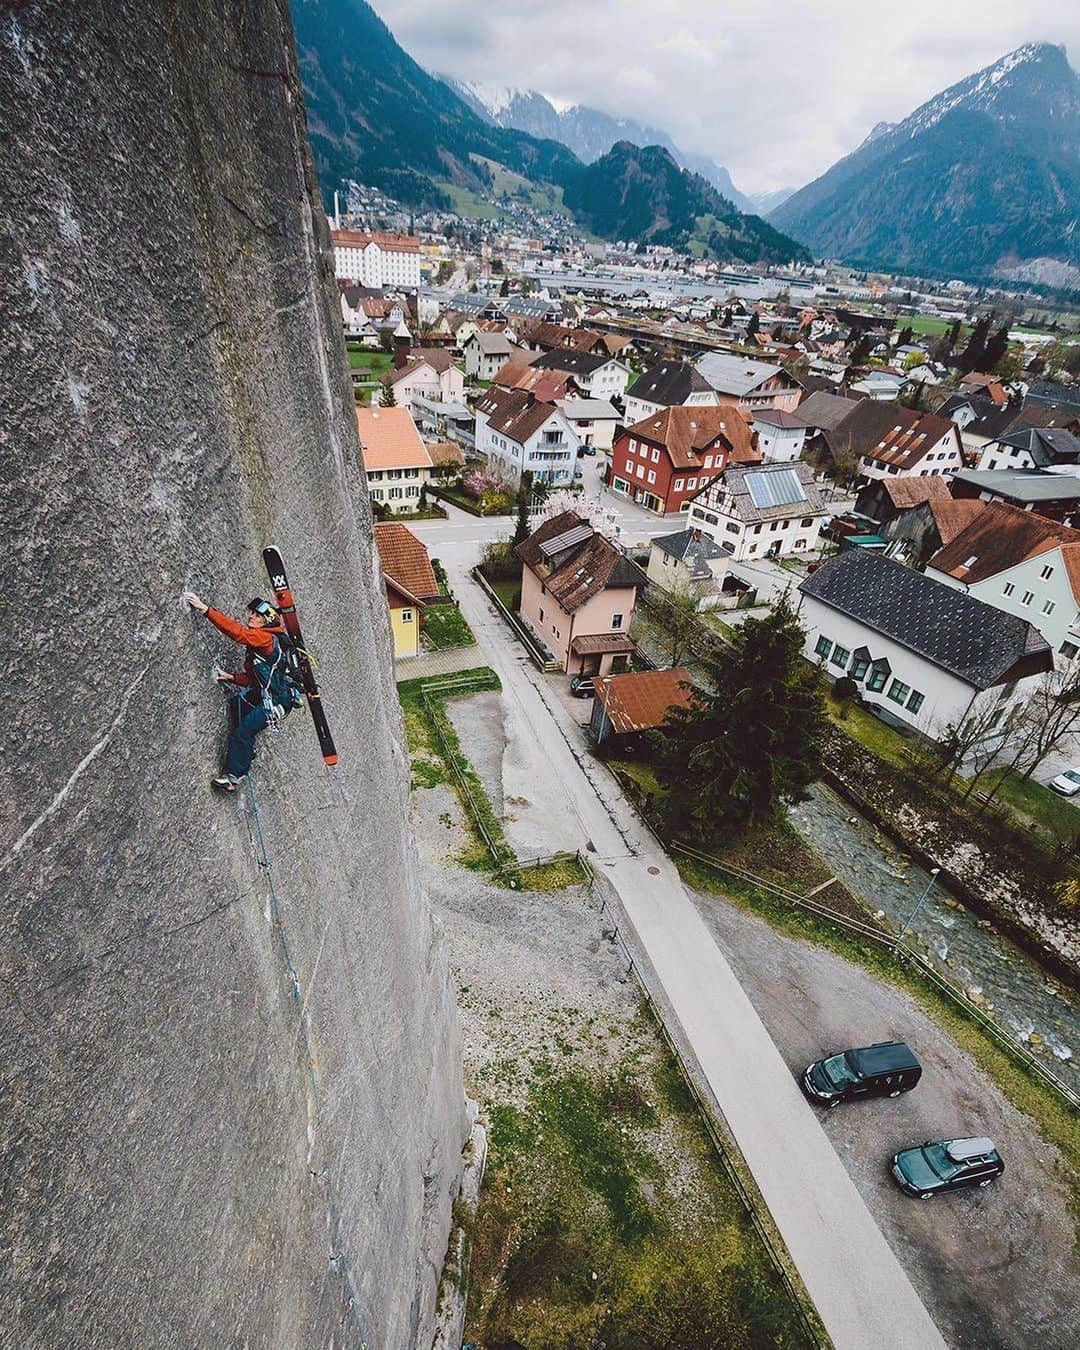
[688,462,826,560]
[555,398,621,453]
[881,496,986,568]
[797,549,1053,739]
[425,440,466,478]
[646,530,728,596]
[959,372,1008,406]
[925,502,1080,663]
[590,667,695,751]
[532,348,630,400]
[462,331,518,380]
[752,409,808,463]
[623,360,718,424]
[609,405,759,516]
[515,511,644,674]
[385,349,465,410]
[695,353,802,412]
[474,387,579,488]
[492,359,578,403]
[849,370,908,401]
[330,230,422,288]
[976,426,1080,474]
[825,401,963,481]
[855,475,953,528]
[949,468,1080,525]
[355,406,434,513]
[373,521,440,660]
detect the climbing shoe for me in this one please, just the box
[211,774,242,793]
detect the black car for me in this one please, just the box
[569,674,595,698]
[891,1137,1004,1198]
[802,1040,921,1107]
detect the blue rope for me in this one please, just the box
[242,775,369,1347]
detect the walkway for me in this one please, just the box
[394,643,480,681]
[441,545,945,1350]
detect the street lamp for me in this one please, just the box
[896,867,940,944]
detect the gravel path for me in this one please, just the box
[690,882,1080,1350]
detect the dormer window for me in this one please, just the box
[961,555,978,569]
[1041,564,1054,580]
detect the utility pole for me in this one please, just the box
[896,867,940,945]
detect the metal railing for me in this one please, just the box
[471,567,561,672]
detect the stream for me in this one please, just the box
[789,783,1080,1096]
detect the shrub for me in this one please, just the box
[480,538,519,582]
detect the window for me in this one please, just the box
[887,678,911,705]
[673,478,684,492]
[830,645,850,668]
[539,607,544,623]
[1021,590,1034,606]
[866,659,890,693]
[815,636,833,660]
[753,524,762,534]
[987,707,1005,730]
[612,613,624,630]
[651,448,660,463]
[1043,600,1056,615]
[849,649,870,680]
[725,521,740,534]
[961,555,978,569]
[1060,641,1079,659]
[907,690,925,714]
[1002,583,1015,597]
[647,470,656,484]
[613,476,630,492]
[1041,564,1054,580]
[636,464,646,479]
[704,454,714,469]
[687,478,697,490]
[801,517,813,528]
[401,609,414,623]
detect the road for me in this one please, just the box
[418,529,945,1350]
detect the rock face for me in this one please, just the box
[0,3,466,1346]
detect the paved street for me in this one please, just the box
[424,529,945,1350]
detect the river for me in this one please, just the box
[789,783,1080,1095]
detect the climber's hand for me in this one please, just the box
[183,591,209,614]
[213,666,234,684]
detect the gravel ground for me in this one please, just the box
[690,883,1080,1350]
[444,690,505,822]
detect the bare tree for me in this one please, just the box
[929,691,1019,793]
[987,667,1080,789]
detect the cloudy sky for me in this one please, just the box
[369,0,1076,196]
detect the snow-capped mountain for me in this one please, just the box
[772,42,1080,281]
[443,76,754,212]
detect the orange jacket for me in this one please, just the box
[205,607,285,688]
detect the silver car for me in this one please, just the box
[1049,766,1080,797]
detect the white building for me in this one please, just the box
[330,229,421,289]
[751,409,808,463]
[555,398,620,452]
[798,550,1053,740]
[925,500,1080,664]
[976,426,1080,474]
[533,349,630,401]
[355,405,435,513]
[474,387,579,488]
[462,331,516,380]
[383,351,465,411]
[623,360,719,425]
[687,462,826,561]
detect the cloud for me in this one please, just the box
[368,0,1078,195]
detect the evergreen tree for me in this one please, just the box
[957,315,991,374]
[896,325,914,347]
[512,471,534,547]
[658,598,827,840]
[849,333,872,364]
[746,311,760,339]
[982,325,1010,373]
[380,374,397,407]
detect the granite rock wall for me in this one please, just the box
[0,3,466,1344]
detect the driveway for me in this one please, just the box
[433,544,945,1350]
[691,885,1079,1350]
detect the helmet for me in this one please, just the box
[246,597,278,621]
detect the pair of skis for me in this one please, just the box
[262,546,338,767]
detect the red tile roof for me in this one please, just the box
[356,407,432,471]
[880,477,952,508]
[928,501,1080,599]
[929,498,986,546]
[594,667,695,734]
[374,522,439,600]
[515,511,645,612]
[625,405,759,470]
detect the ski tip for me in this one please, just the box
[323,754,339,767]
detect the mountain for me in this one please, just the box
[772,43,1080,281]
[445,77,754,211]
[563,142,810,264]
[290,0,580,209]
[290,0,808,264]
[751,186,798,215]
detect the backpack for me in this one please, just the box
[252,633,305,716]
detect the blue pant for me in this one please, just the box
[226,692,278,778]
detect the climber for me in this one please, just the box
[183,591,302,792]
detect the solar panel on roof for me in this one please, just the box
[539,523,593,557]
[745,469,806,509]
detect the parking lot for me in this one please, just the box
[691,883,1079,1349]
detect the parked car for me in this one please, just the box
[579,444,597,456]
[891,1137,1004,1198]
[802,1040,921,1108]
[1048,766,1080,797]
[569,674,595,698]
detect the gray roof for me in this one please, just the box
[798,550,1051,689]
[469,331,513,355]
[651,529,726,578]
[997,426,1080,467]
[627,360,713,406]
[502,295,553,317]
[447,293,494,316]
[951,468,1080,504]
[556,398,619,420]
[694,461,824,524]
[797,388,863,432]
[752,408,809,429]
[696,352,786,396]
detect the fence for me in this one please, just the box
[471,567,561,672]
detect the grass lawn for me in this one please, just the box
[422,604,476,651]
[435,180,501,221]
[826,701,913,771]
[907,314,971,339]
[485,577,520,612]
[347,349,393,375]
[984,767,1080,840]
